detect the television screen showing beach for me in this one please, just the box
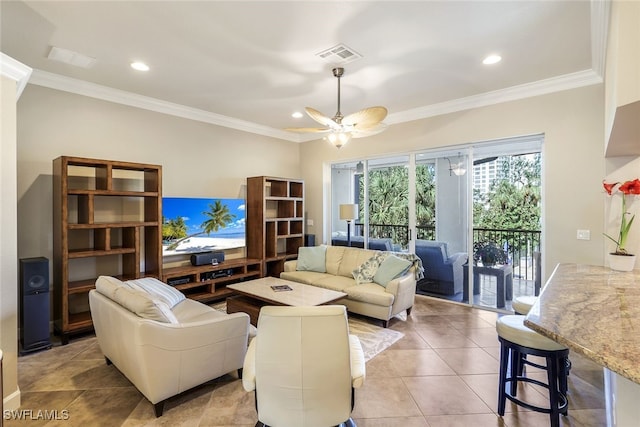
[162,197,245,256]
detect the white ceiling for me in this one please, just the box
[1,1,606,142]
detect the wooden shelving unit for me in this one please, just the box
[246,176,304,277]
[53,156,162,344]
[161,258,262,303]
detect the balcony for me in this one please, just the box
[352,222,541,311]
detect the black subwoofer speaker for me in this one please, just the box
[19,257,52,355]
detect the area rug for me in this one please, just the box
[211,302,403,361]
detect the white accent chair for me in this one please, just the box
[89,276,251,416]
[242,305,366,427]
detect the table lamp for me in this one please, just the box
[339,204,359,247]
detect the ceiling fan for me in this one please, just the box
[285,67,388,148]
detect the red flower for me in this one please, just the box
[604,177,640,254]
[619,179,640,195]
[603,181,619,195]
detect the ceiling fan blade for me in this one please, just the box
[351,123,388,138]
[284,127,331,133]
[342,106,388,127]
[305,107,338,127]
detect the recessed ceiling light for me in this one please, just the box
[291,111,303,119]
[130,61,149,71]
[482,54,502,65]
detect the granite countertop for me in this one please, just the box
[524,263,640,384]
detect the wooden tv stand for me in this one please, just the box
[162,257,262,303]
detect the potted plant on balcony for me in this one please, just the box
[473,240,507,267]
[603,179,640,271]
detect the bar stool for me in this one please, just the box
[512,296,572,377]
[512,295,538,315]
[496,315,569,427]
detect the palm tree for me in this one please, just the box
[201,200,236,234]
[162,216,187,241]
[166,200,236,250]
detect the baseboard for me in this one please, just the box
[3,386,21,411]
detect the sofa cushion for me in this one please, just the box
[312,275,356,293]
[296,245,327,273]
[338,248,379,278]
[171,298,219,322]
[325,246,346,276]
[94,275,129,300]
[373,255,412,287]
[127,277,186,308]
[280,270,329,286]
[95,276,178,324]
[172,302,228,323]
[344,283,394,307]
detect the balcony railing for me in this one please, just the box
[352,223,540,280]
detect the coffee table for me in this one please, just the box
[226,277,347,326]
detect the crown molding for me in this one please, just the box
[29,69,300,142]
[386,69,603,125]
[0,52,33,99]
[28,66,602,143]
[591,0,611,77]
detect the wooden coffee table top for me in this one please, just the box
[227,277,346,306]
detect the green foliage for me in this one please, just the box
[350,154,539,251]
[357,164,436,246]
[162,216,187,241]
[473,154,541,231]
[473,241,507,266]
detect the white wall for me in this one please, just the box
[300,85,606,281]
[1,75,20,410]
[16,85,302,268]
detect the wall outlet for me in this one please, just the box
[577,229,591,240]
[307,219,314,227]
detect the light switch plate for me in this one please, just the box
[577,229,591,240]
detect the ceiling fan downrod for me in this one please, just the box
[333,67,344,124]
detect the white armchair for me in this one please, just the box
[242,305,365,427]
[88,276,250,416]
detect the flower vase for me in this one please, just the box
[608,253,637,272]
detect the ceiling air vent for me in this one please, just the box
[47,46,96,69]
[316,44,362,65]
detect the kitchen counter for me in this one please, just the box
[524,263,640,384]
[524,263,640,426]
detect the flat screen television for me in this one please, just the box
[162,197,245,257]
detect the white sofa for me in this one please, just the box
[88,276,251,416]
[280,246,421,327]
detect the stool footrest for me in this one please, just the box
[503,377,568,413]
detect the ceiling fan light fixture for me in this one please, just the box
[326,131,352,148]
[446,157,467,176]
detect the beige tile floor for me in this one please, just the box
[9,296,606,426]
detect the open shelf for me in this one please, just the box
[247,176,304,277]
[53,156,162,344]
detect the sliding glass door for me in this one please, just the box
[414,151,470,302]
[330,157,410,251]
[329,134,542,312]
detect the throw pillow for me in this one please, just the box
[352,252,388,285]
[296,245,327,273]
[127,277,186,308]
[373,255,412,287]
[95,275,126,299]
